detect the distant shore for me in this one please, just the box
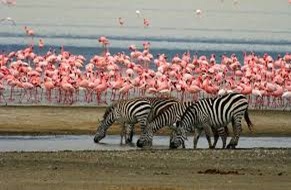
[0,106,290,136]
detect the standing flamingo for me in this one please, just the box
[143,18,150,28]
[1,0,16,6]
[24,26,35,46]
[38,39,44,49]
[98,36,109,55]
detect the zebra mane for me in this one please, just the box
[179,102,197,124]
[103,103,115,119]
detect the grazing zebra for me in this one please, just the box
[136,101,195,148]
[169,93,254,149]
[93,97,179,144]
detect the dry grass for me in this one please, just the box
[0,106,290,136]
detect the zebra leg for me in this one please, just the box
[211,126,219,149]
[120,123,126,145]
[203,125,213,149]
[193,128,202,149]
[125,124,135,144]
[217,126,228,149]
[227,118,242,149]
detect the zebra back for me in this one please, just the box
[147,101,195,133]
[179,92,250,132]
[144,96,180,122]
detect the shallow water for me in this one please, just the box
[0,135,291,152]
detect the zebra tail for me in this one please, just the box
[244,109,254,133]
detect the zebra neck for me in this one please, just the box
[103,117,116,130]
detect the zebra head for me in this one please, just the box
[136,136,153,148]
[93,119,107,143]
[169,121,187,149]
[136,128,154,148]
[94,105,116,143]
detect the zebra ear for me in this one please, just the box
[169,123,176,130]
[97,118,101,125]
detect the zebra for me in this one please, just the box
[136,101,196,148]
[93,97,179,144]
[136,100,231,148]
[169,93,254,149]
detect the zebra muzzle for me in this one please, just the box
[136,139,144,148]
[169,142,178,149]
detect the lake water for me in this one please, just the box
[0,0,291,62]
[0,135,291,152]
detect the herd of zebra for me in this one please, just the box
[93,92,254,149]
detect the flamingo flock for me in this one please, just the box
[0,37,290,110]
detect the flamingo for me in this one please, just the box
[24,26,35,46]
[1,0,16,6]
[38,39,44,49]
[143,18,150,28]
[98,36,109,55]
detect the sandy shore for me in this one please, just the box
[0,106,290,136]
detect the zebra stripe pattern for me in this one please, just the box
[136,101,195,148]
[93,97,179,144]
[170,93,253,149]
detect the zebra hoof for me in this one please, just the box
[169,142,178,149]
[125,138,132,144]
[226,144,236,149]
[93,137,100,143]
[136,139,144,148]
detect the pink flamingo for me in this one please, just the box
[95,78,108,104]
[44,77,55,102]
[119,82,132,100]
[24,26,35,46]
[38,39,44,49]
[143,18,150,28]
[1,0,16,6]
[20,80,34,103]
[98,36,109,55]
